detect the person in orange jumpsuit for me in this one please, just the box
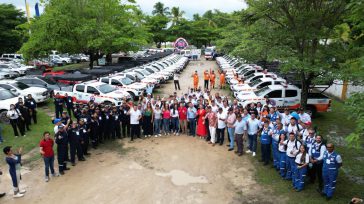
[219,70,226,89]
[210,70,216,89]
[203,70,210,90]
[192,71,199,91]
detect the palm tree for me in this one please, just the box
[152,2,170,16]
[170,7,185,25]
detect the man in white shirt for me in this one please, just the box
[128,104,142,141]
[280,108,292,130]
[246,113,260,157]
[216,108,227,145]
[286,118,302,137]
[283,132,302,180]
[173,73,181,91]
[298,108,311,124]
[234,114,247,156]
[211,100,219,113]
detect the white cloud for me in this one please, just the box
[1,0,247,17]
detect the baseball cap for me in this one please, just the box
[53,118,62,124]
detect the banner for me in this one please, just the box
[35,2,40,17]
[25,1,31,20]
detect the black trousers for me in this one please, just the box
[10,118,25,136]
[309,162,324,190]
[216,128,225,144]
[261,143,271,164]
[57,147,67,173]
[174,80,181,90]
[82,135,89,155]
[70,141,84,163]
[122,121,130,137]
[30,109,37,124]
[205,119,211,141]
[204,80,209,89]
[115,123,121,138]
[130,124,140,141]
[55,106,63,118]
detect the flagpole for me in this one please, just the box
[24,0,31,34]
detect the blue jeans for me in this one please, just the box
[153,119,161,134]
[227,127,235,148]
[43,156,55,177]
[171,117,179,133]
[248,134,257,152]
[163,118,170,133]
[188,118,196,136]
[285,156,295,180]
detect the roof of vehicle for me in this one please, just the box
[78,80,105,86]
[258,77,286,82]
[0,79,17,84]
[267,84,298,90]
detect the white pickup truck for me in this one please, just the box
[99,76,146,100]
[236,84,332,115]
[54,81,131,106]
[0,80,49,103]
[232,77,286,95]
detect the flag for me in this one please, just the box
[35,3,40,17]
[25,1,31,20]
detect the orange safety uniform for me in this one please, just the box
[204,72,210,81]
[210,73,216,86]
[193,73,199,89]
[220,73,225,87]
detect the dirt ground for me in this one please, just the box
[0,59,283,204]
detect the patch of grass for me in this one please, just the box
[252,100,364,204]
[53,62,89,71]
[0,103,54,165]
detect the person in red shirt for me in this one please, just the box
[39,131,56,182]
[178,103,187,134]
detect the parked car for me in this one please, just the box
[0,88,20,123]
[0,63,28,75]
[54,80,131,106]
[99,76,146,99]
[0,80,49,103]
[16,76,67,97]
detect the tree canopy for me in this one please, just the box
[0,4,26,55]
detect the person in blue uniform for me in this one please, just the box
[54,93,64,118]
[3,146,26,198]
[278,134,287,177]
[260,121,272,165]
[55,125,70,175]
[64,93,74,118]
[79,119,90,156]
[25,94,37,124]
[272,123,285,170]
[294,145,309,191]
[308,135,326,192]
[322,143,342,200]
[68,122,85,166]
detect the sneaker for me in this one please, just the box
[155,135,158,138]
[144,135,147,138]
[13,193,24,198]
[45,176,49,182]
[246,150,252,154]
[252,152,256,157]
[23,135,26,137]
[176,133,179,136]
[52,173,59,177]
[19,189,26,194]
[0,192,5,198]
[158,134,162,136]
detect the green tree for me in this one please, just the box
[170,7,185,26]
[222,0,348,108]
[20,0,148,68]
[152,2,170,16]
[0,4,26,55]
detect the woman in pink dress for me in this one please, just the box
[196,104,207,138]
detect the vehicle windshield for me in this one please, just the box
[125,74,135,81]
[11,82,29,90]
[152,65,161,71]
[97,84,116,94]
[146,68,155,73]
[0,89,16,100]
[205,48,212,53]
[121,77,133,85]
[254,86,270,96]
[245,73,255,80]
[39,77,57,85]
[249,78,262,87]
[134,72,145,79]
[141,69,152,75]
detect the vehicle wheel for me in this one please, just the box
[0,111,10,124]
[40,65,46,71]
[306,106,317,118]
[104,101,112,106]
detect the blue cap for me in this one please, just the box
[53,118,62,124]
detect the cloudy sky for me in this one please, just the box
[0,0,247,18]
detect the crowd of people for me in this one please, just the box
[0,68,346,201]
